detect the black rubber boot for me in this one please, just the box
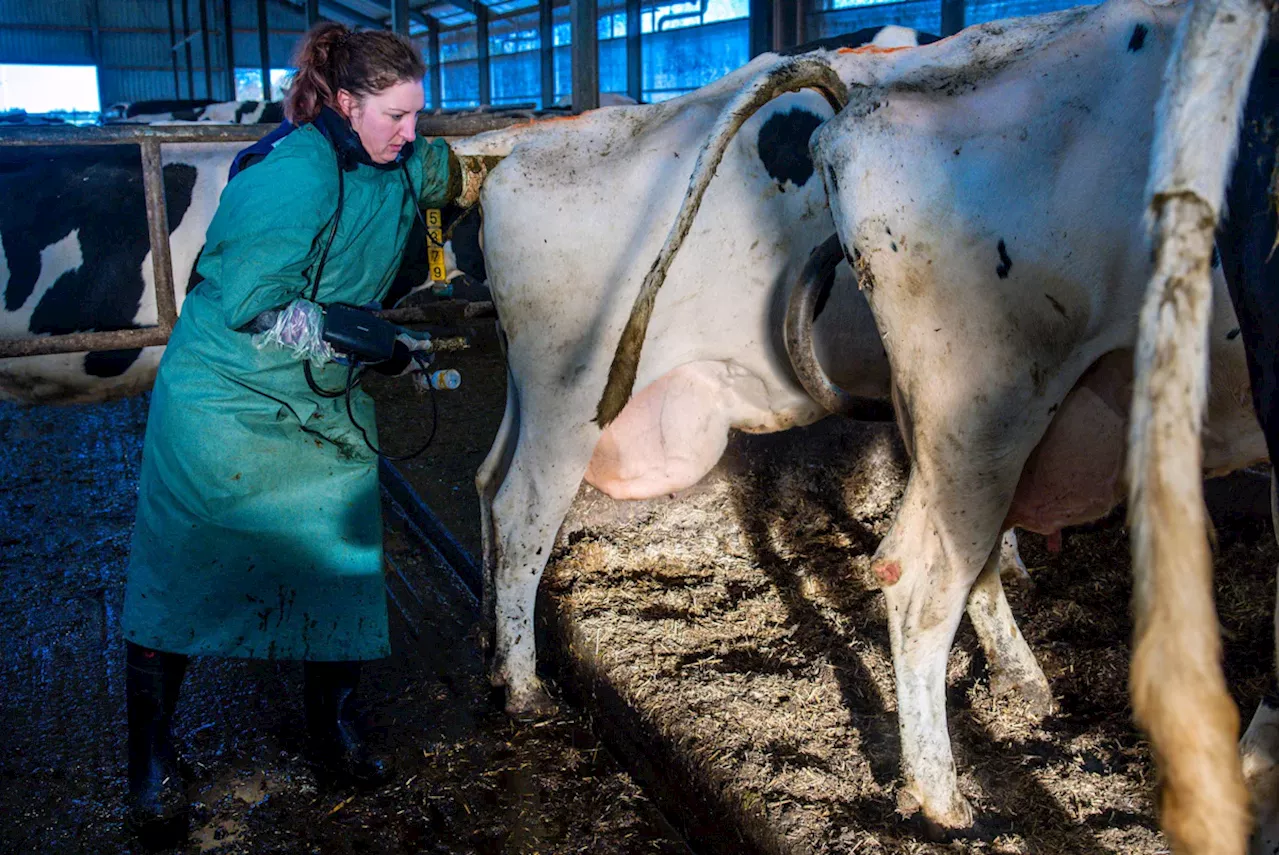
[125,642,189,846]
[303,661,391,788]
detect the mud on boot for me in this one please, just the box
[124,643,189,846]
[303,661,391,789]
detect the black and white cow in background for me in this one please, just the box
[0,137,467,403]
[101,99,286,125]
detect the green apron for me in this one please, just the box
[123,124,453,661]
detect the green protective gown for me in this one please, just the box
[122,123,454,661]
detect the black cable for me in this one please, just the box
[305,165,350,400]
[302,157,440,458]
[342,360,439,461]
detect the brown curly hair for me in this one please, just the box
[286,22,427,124]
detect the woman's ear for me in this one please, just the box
[335,89,358,119]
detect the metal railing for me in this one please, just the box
[0,117,518,360]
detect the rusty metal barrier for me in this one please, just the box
[0,119,515,360]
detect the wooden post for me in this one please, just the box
[392,0,409,35]
[539,0,554,107]
[771,0,797,51]
[140,140,177,334]
[258,0,271,101]
[625,0,640,102]
[89,0,103,111]
[168,0,180,97]
[476,5,490,107]
[306,0,320,28]
[570,0,598,112]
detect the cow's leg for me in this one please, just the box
[874,372,1056,828]
[996,529,1031,586]
[489,410,600,718]
[966,549,1053,718]
[476,367,519,648]
[876,483,1003,829]
[1241,691,1279,855]
[1244,471,1280,849]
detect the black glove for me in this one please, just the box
[369,331,434,376]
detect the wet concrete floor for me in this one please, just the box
[0,395,691,855]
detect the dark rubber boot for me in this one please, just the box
[125,642,189,846]
[303,661,391,788]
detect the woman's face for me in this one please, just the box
[338,79,425,164]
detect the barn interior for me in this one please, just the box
[0,0,1275,853]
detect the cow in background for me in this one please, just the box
[102,99,285,125]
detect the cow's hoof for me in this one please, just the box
[920,793,974,836]
[505,682,558,721]
[902,783,973,835]
[989,668,1055,720]
[1249,825,1278,855]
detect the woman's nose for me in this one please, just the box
[400,117,416,142]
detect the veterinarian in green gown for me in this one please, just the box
[122,104,454,662]
[119,27,482,844]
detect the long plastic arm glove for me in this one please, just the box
[249,299,335,367]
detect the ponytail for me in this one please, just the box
[286,22,426,125]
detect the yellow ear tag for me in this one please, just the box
[425,208,447,282]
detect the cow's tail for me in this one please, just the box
[1127,0,1269,852]
[784,234,894,421]
[594,57,849,427]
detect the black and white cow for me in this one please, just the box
[447,24,1044,720]
[0,137,462,403]
[102,99,286,125]
[758,0,1270,838]
[0,142,236,402]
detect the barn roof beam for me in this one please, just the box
[271,0,389,30]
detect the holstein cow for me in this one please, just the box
[0,140,464,404]
[1130,0,1277,850]
[774,0,1266,835]
[451,25,1046,720]
[101,99,285,125]
[0,142,239,403]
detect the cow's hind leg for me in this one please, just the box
[476,365,519,651]
[967,551,1053,718]
[875,374,1058,829]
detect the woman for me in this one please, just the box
[120,23,468,838]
